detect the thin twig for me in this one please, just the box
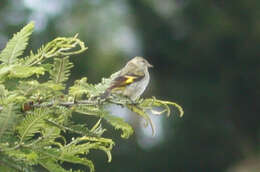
[31,99,102,108]
[0,98,127,112]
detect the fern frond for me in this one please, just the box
[37,148,95,172]
[0,65,45,83]
[140,97,184,117]
[69,71,121,99]
[5,148,39,166]
[103,113,134,139]
[50,57,73,84]
[0,104,18,141]
[21,35,87,66]
[61,156,94,172]
[0,152,34,172]
[65,120,106,137]
[69,77,96,98]
[0,22,34,64]
[42,125,61,142]
[40,159,85,172]
[8,65,45,79]
[69,77,108,99]
[39,159,70,172]
[90,118,106,136]
[0,164,17,172]
[0,64,14,83]
[127,104,156,136]
[54,106,73,124]
[17,80,64,101]
[62,135,114,163]
[0,84,7,100]
[17,109,50,142]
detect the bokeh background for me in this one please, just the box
[1,0,260,171]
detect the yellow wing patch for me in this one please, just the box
[125,75,138,84]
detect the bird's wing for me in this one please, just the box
[109,73,144,90]
[109,63,144,89]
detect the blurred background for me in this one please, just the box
[1,0,260,171]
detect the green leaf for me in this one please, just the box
[0,165,17,172]
[0,64,14,83]
[103,113,134,139]
[140,97,184,117]
[39,159,71,172]
[69,71,121,99]
[17,109,50,142]
[0,84,7,98]
[0,104,18,141]
[41,125,61,142]
[127,104,156,136]
[0,64,45,82]
[6,148,39,166]
[69,77,93,98]
[17,80,64,99]
[64,120,106,137]
[0,22,34,64]
[21,35,87,66]
[61,155,94,172]
[61,135,114,163]
[69,77,106,98]
[8,65,45,78]
[0,153,34,172]
[50,57,73,84]
[89,118,106,137]
[38,148,95,172]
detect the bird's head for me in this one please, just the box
[129,56,153,69]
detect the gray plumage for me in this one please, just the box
[103,56,153,101]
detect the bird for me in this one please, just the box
[102,56,153,101]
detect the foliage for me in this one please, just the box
[0,22,183,172]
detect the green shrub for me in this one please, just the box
[0,22,183,172]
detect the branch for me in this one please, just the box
[0,98,124,112]
[34,99,100,107]
[0,100,100,112]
